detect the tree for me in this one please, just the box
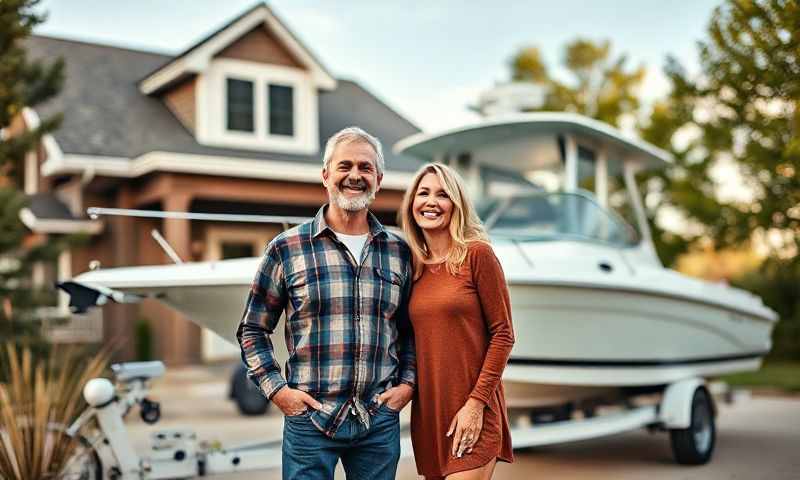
[510,39,646,128]
[642,0,799,257]
[642,0,800,359]
[0,0,66,345]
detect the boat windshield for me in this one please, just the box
[479,192,639,247]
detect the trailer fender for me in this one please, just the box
[659,378,706,429]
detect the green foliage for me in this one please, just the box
[732,256,800,360]
[720,360,800,392]
[0,0,63,180]
[509,38,646,128]
[643,0,800,357]
[1,0,71,348]
[642,0,800,256]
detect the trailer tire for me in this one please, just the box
[231,365,270,416]
[669,387,715,465]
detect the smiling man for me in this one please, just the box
[237,127,416,480]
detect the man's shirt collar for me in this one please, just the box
[311,204,386,239]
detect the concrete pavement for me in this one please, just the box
[123,364,800,479]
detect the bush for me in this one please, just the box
[0,343,110,480]
[732,257,800,361]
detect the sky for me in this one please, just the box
[33,0,723,132]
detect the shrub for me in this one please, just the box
[0,343,110,480]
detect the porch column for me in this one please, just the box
[161,193,202,365]
[105,185,138,362]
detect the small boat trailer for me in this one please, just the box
[62,361,720,479]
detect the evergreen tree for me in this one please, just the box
[0,0,67,344]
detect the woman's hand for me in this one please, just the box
[446,398,485,458]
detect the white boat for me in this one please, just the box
[60,112,777,413]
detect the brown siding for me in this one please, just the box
[216,25,304,69]
[162,77,197,133]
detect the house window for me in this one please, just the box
[226,78,254,132]
[268,84,294,136]
[221,242,256,259]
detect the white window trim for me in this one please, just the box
[196,58,318,155]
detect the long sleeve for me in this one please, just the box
[236,243,289,399]
[469,242,515,405]
[396,259,417,387]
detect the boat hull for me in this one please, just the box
[504,282,772,387]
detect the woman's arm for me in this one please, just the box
[468,242,515,405]
[449,242,516,457]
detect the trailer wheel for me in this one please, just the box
[231,364,270,416]
[669,387,715,465]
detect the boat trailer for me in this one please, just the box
[61,361,722,479]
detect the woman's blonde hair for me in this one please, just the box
[399,163,489,278]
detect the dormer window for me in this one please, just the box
[268,84,294,136]
[225,78,295,137]
[141,5,336,156]
[199,60,314,153]
[226,78,255,132]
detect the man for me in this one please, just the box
[237,126,415,480]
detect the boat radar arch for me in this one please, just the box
[393,112,671,262]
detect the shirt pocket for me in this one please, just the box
[286,269,321,317]
[371,267,403,319]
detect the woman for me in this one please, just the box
[400,163,515,480]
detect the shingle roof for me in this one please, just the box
[27,193,78,220]
[23,35,423,172]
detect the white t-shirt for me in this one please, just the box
[334,231,369,263]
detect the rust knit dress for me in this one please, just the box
[409,242,515,477]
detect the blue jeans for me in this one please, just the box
[282,403,401,480]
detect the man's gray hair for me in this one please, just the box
[322,127,385,175]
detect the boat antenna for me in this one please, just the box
[86,207,310,226]
[150,229,183,265]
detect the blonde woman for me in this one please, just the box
[400,163,515,480]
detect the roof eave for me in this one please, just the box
[19,208,105,235]
[138,3,337,96]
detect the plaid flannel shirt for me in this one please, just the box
[236,205,416,436]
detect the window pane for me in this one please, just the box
[226,78,254,132]
[268,84,294,136]
[221,242,256,259]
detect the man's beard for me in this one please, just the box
[328,178,376,212]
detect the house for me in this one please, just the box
[19,3,422,364]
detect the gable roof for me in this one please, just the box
[140,3,336,95]
[23,35,423,174]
